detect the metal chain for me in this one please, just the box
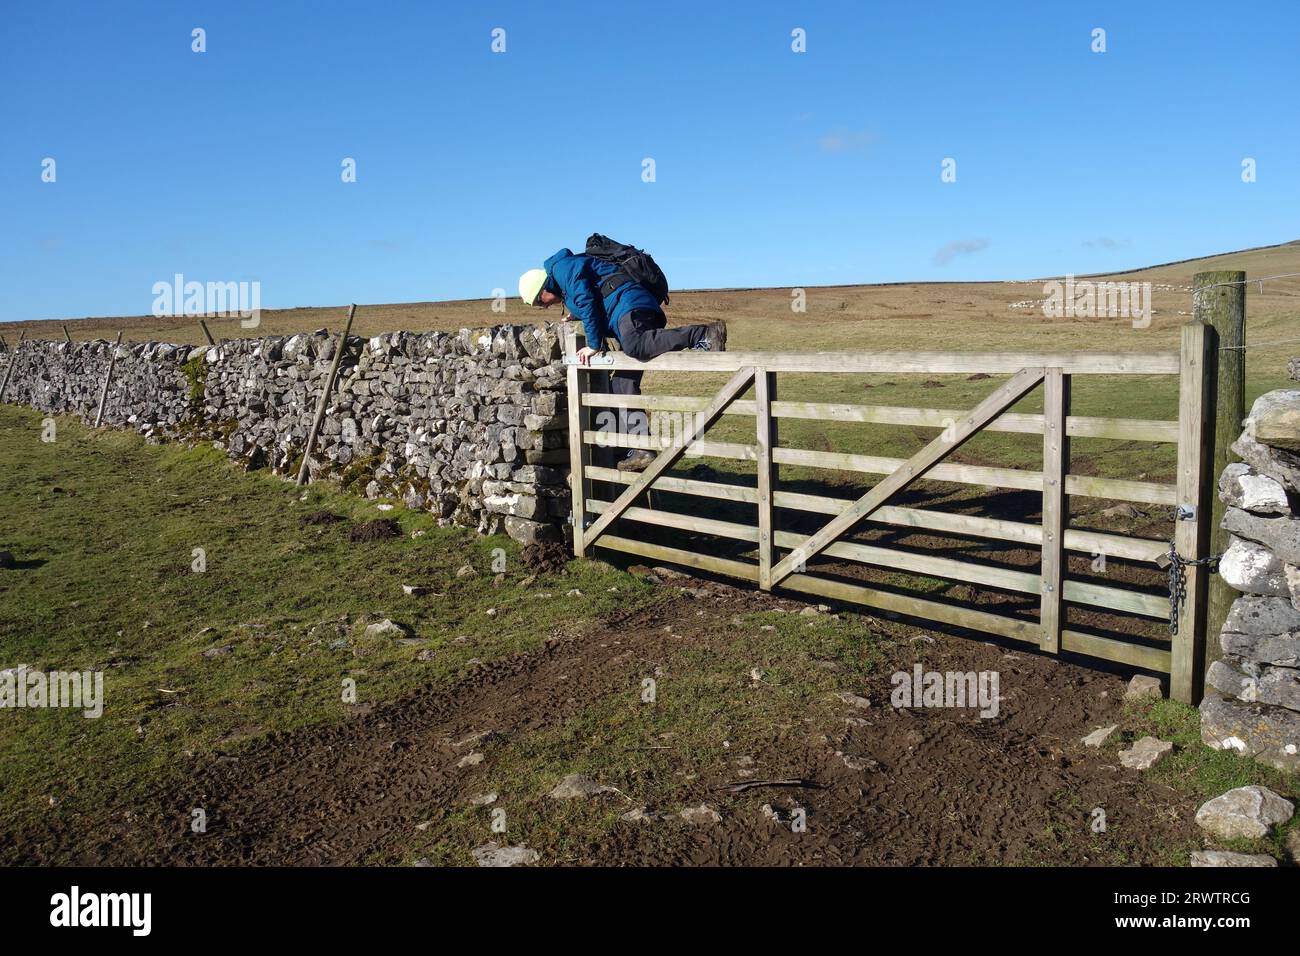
[1165,540,1222,635]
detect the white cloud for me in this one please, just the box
[1082,237,1130,250]
[932,238,989,266]
[817,128,877,154]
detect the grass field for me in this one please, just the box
[0,407,646,847]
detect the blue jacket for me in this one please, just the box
[543,248,661,349]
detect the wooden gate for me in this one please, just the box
[563,323,1214,703]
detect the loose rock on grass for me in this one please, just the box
[678,804,722,825]
[363,619,412,640]
[838,752,879,772]
[1190,851,1277,867]
[1194,785,1294,840]
[1123,675,1163,701]
[471,843,538,867]
[620,807,659,823]
[1118,736,1174,770]
[548,774,615,800]
[1082,725,1119,748]
[681,806,722,827]
[834,691,872,710]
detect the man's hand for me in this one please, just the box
[576,346,602,365]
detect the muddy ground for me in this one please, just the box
[14,572,1203,867]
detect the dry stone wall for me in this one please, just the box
[0,323,572,545]
[1200,368,1300,772]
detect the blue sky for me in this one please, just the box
[2,0,1297,322]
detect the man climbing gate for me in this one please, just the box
[519,235,727,472]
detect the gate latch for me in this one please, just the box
[1176,504,1197,521]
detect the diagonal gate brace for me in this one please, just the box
[582,365,757,546]
[768,366,1046,588]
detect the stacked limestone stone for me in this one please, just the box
[1200,373,1300,772]
[0,338,197,430]
[0,323,571,546]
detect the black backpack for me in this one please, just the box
[583,233,670,305]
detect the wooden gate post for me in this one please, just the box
[1172,321,1215,703]
[1039,368,1070,652]
[565,325,595,558]
[755,369,776,589]
[1194,271,1246,676]
[93,331,125,427]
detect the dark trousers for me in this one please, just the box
[608,309,709,438]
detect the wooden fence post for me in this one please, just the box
[0,331,26,402]
[62,324,72,344]
[93,331,125,427]
[1039,368,1070,652]
[198,319,216,346]
[566,325,594,558]
[0,330,27,402]
[1194,271,1246,677]
[756,369,776,589]
[1172,321,1214,703]
[296,304,356,486]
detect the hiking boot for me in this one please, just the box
[697,319,727,352]
[617,449,656,472]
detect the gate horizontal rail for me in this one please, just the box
[564,327,1212,702]
[572,349,1180,375]
[582,393,1180,442]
